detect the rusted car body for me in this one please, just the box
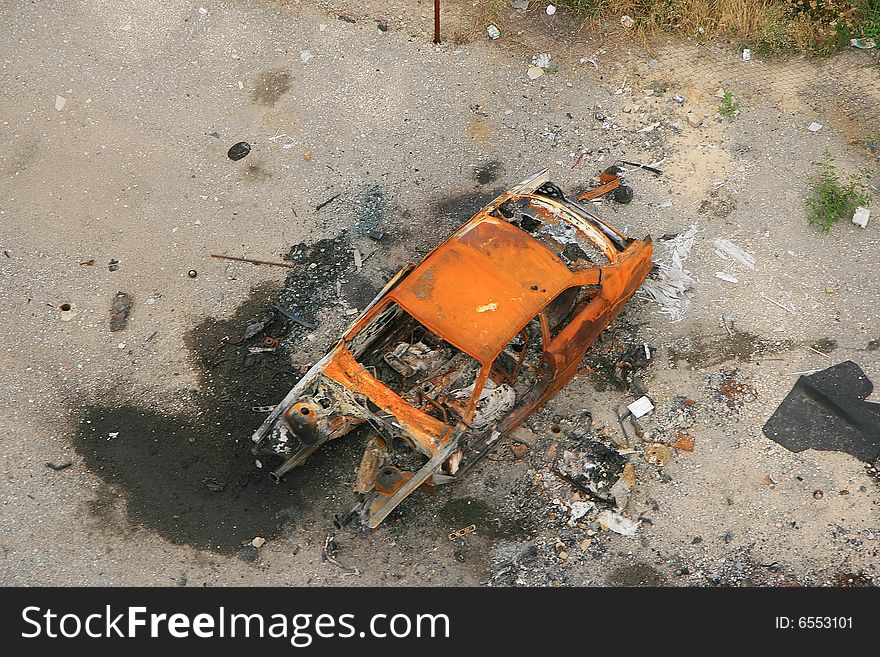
[252,169,653,528]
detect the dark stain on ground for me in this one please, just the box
[281,233,378,314]
[72,237,376,553]
[434,188,503,228]
[669,330,792,369]
[473,161,503,185]
[812,337,838,352]
[251,68,292,106]
[437,496,532,541]
[868,339,880,351]
[242,161,271,183]
[607,562,669,586]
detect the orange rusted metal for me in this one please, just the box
[251,168,653,528]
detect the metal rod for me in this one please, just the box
[433,0,440,44]
[210,254,296,269]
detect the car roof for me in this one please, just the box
[388,214,576,363]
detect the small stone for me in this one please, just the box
[687,113,703,127]
[487,24,501,40]
[852,206,870,228]
[527,66,544,80]
[251,536,266,548]
[510,443,529,459]
[415,564,426,575]
[55,95,66,111]
[227,142,251,161]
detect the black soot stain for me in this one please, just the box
[473,161,503,185]
[73,237,379,553]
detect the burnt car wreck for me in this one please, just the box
[251,169,653,528]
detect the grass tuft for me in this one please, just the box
[719,92,740,118]
[806,152,871,231]
[553,0,880,55]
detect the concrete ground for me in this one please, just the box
[1,0,878,586]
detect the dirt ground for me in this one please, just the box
[1,0,878,587]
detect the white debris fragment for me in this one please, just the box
[54,95,66,111]
[640,226,698,322]
[620,15,634,28]
[598,510,639,537]
[627,396,654,418]
[487,24,501,39]
[533,52,551,69]
[852,206,870,228]
[299,50,314,63]
[580,56,599,70]
[546,4,556,15]
[637,122,661,133]
[568,501,593,526]
[742,48,751,61]
[808,122,823,132]
[713,238,755,270]
[715,271,738,283]
[198,7,208,15]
